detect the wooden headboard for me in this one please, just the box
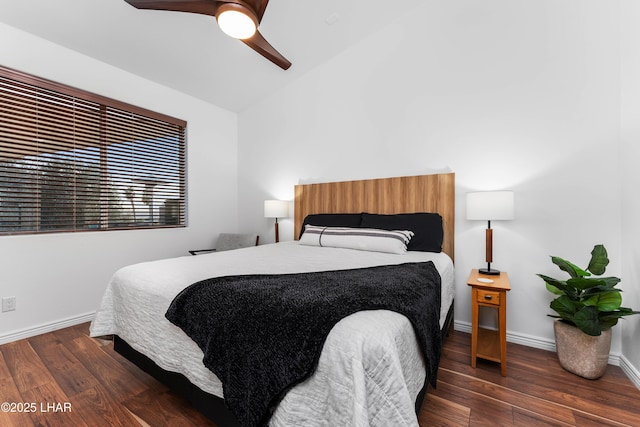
[294,173,455,260]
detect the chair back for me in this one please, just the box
[217,233,260,251]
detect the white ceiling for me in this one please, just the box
[0,0,422,112]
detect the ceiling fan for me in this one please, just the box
[124,0,292,70]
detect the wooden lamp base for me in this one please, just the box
[480,224,500,275]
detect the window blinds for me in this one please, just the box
[0,66,186,234]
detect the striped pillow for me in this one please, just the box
[299,225,414,254]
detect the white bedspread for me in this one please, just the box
[90,242,454,427]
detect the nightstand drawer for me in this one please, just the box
[477,289,501,306]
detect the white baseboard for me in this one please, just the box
[0,312,95,345]
[453,320,627,370]
[619,354,640,390]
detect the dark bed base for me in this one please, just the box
[113,302,455,426]
[114,335,241,426]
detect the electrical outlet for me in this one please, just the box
[2,296,16,312]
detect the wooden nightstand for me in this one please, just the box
[467,269,511,376]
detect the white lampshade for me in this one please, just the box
[264,200,289,219]
[216,6,257,40]
[466,191,515,221]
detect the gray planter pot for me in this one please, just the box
[554,320,612,379]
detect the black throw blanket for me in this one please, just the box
[165,261,442,427]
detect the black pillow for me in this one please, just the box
[300,213,363,239]
[360,212,443,252]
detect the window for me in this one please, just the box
[0,66,186,235]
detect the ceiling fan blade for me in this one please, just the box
[124,0,223,16]
[242,30,291,70]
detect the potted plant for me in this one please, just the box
[537,244,639,379]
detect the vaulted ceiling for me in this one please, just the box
[0,0,422,112]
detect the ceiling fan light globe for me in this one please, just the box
[217,9,257,40]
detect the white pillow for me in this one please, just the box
[299,225,414,254]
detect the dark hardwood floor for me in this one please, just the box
[1,323,638,426]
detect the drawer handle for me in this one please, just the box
[484,295,493,300]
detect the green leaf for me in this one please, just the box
[599,276,621,287]
[587,244,609,276]
[603,307,640,318]
[598,317,619,330]
[538,274,570,295]
[550,296,579,319]
[596,292,623,311]
[545,282,564,296]
[582,291,622,311]
[582,286,621,299]
[598,308,640,330]
[566,277,606,291]
[573,306,601,336]
[552,256,590,278]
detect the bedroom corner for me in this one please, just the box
[0,22,239,344]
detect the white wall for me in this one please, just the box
[239,0,633,368]
[0,23,238,342]
[620,0,640,382]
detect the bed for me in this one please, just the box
[90,172,455,427]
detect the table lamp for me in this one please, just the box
[466,191,514,275]
[264,200,289,243]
